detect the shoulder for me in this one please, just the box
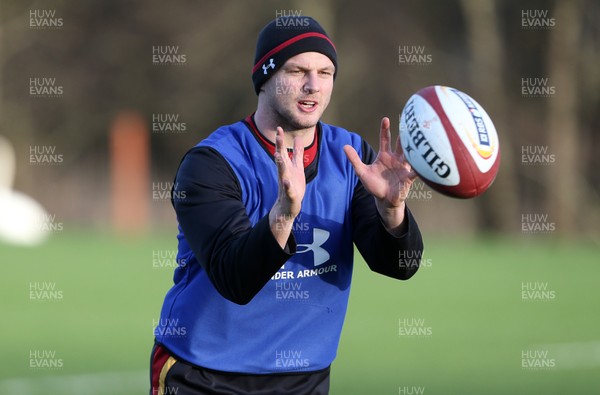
[175,122,251,186]
[319,122,363,145]
[319,122,374,164]
[196,120,251,150]
[176,146,237,187]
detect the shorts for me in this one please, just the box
[149,343,331,395]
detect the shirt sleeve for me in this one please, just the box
[172,147,295,305]
[351,138,424,280]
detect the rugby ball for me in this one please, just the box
[399,85,500,198]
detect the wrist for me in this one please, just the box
[269,210,295,232]
[375,199,406,236]
[269,202,299,248]
[269,200,298,223]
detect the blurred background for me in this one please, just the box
[1,0,599,394]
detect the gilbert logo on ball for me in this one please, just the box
[400,85,500,198]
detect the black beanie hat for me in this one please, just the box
[252,16,337,95]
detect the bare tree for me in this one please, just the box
[546,0,587,236]
[459,0,520,232]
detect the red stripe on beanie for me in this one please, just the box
[252,32,336,74]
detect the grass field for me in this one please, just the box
[1,232,599,394]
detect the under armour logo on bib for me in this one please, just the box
[262,58,275,75]
[297,228,330,266]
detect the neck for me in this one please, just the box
[254,108,316,148]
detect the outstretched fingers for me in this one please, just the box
[394,129,418,181]
[274,127,290,188]
[275,127,287,162]
[292,135,305,168]
[379,117,392,154]
[343,145,367,179]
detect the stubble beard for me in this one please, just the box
[270,97,321,133]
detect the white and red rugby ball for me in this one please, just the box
[399,85,500,198]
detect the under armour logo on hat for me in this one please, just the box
[262,58,275,75]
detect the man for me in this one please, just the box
[151,16,423,395]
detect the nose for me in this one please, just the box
[302,71,320,94]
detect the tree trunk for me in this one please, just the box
[459,0,520,233]
[546,0,583,236]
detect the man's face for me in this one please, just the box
[260,52,335,132]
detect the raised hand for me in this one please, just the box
[344,117,417,234]
[269,127,307,248]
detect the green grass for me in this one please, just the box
[334,237,600,394]
[1,232,599,394]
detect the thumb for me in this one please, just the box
[344,145,366,178]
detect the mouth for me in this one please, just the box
[297,100,318,113]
